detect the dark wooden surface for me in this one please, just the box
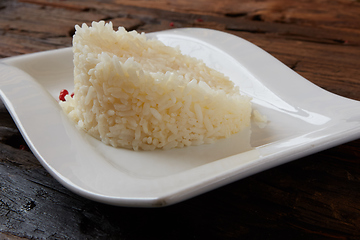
[1,0,360,239]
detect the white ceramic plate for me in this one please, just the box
[1,28,360,207]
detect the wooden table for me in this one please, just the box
[1,0,360,239]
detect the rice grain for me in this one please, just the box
[60,21,253,150]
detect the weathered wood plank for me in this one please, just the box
[1,133,359,239]
[0,1,143,57]
[44,0,360,31]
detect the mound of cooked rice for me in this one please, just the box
[60,21,252,150]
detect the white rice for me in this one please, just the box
[60,21,253,150]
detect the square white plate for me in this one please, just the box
[1,28,360,207]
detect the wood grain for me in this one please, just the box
[1,0,360,239]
